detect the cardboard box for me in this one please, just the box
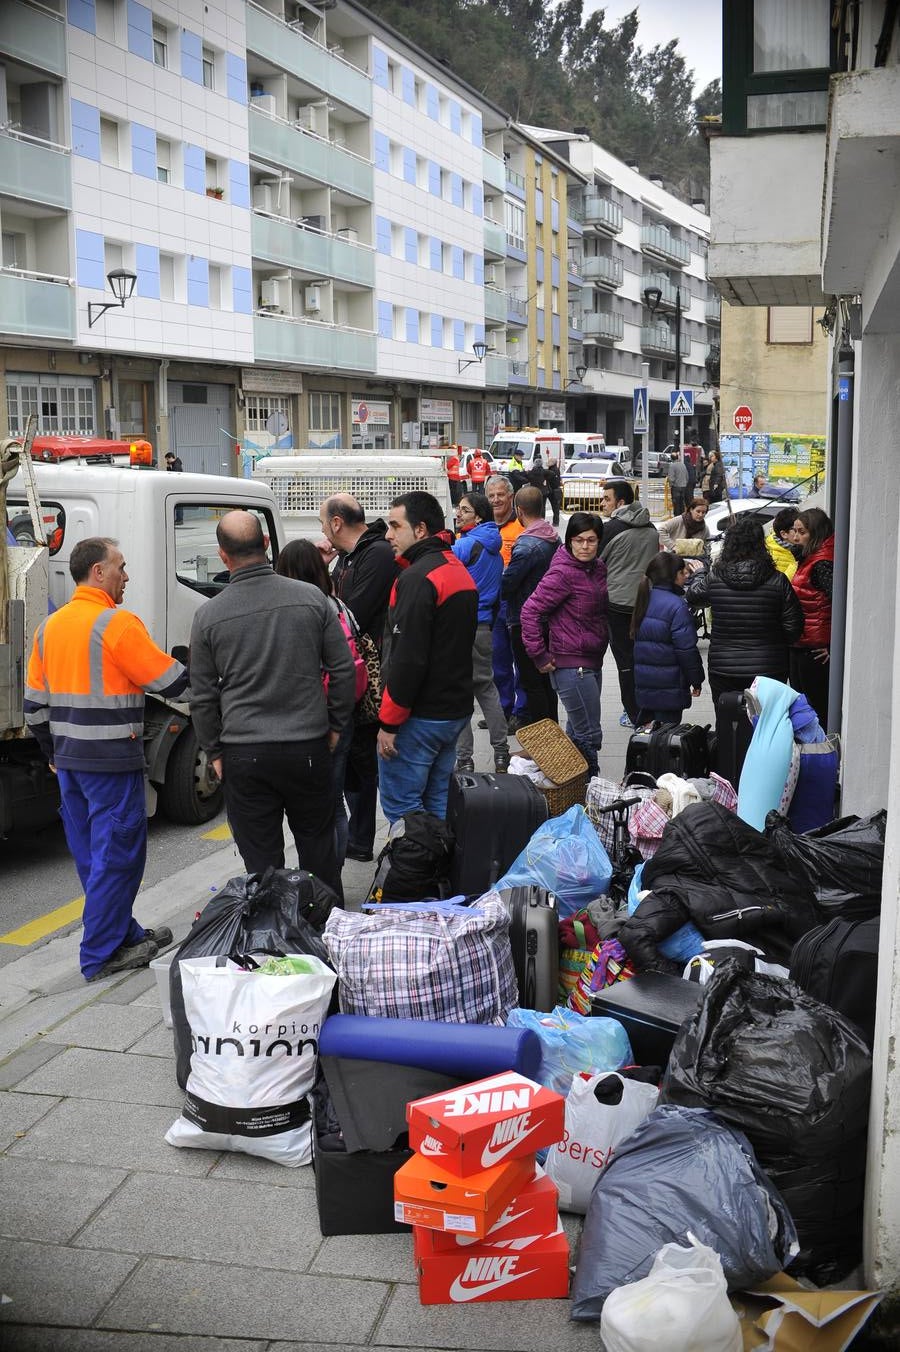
[732,1273,882,1352]
[407,1071,565,1177]
[413,1224,570,1304]
[423,1171,560,1251]
[393,1150,534,1240]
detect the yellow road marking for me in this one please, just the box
[201,823,232,841]
[0,896,85,947]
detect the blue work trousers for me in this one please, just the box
[378,715,469,824]
[57,768,148,980]
[491,610,527,719]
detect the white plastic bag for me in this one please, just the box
[544,1072,659,1213]
[600,1233,742,1352]
[166,953,336,1167]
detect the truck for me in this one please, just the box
[0,437,287,836]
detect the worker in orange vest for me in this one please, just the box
[446,445,465,505]
[468,450,489,488]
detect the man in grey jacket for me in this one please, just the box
[189,510,355,894]
[600,482,660,729]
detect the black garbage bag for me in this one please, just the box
[570,1103,797,1321]
[171,867,339,1089]
[367,811,455,903]
[766,809,887,920]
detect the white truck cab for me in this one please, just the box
[486,430,564,471]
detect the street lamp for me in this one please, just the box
[88,268,138,328]
[643,282,681,390]
[458,340,488,374]
[563,364,587,390]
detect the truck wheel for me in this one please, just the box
[9,514,38,545]
[157,727,223,825]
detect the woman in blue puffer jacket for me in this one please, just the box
[520,512,609,774]
[631,552,704,728]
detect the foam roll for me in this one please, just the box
[318,1015,542,1081]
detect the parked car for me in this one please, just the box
[560,457,628,511]
[704,498,788,557]
[633,447,671,477]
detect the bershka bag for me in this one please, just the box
[545,1071,659,1214]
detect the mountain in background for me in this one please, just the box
[364,0,720,201]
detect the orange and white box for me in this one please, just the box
[393,1150,534,1240]
[407,1071,565,1177]
[423,1171,560,1252]
[413,1224,570,1305]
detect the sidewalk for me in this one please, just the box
[0,651,713,1349]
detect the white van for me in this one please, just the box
[487,429,563,471]
[561,433,608,463]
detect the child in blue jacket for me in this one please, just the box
[631,552,704,728]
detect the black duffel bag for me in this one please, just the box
[367,811,455,903]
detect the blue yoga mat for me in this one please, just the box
[318,1014,543,1081]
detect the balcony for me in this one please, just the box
[484,352,508,387]
[583,311,624,345]
[583,254,624,290]
[507,168,526,193]
[254,312,375,371]
[641,324,691,358]
[482,148,506,194]
[249,110,373,201]
[483,286,507,325]
[508,353,530,384]
[567,198,585,224]
[506,291,527,325]
[582,194,623,236]
[251,214,374,287]
[1,0,66,76]
[705,295,722,324]
[246,5,371,116]
[484,218,506,260]
[0,271,75,341]
[568,312,583,337]
[642,271,680,309]
[641,223,691,267]
[0,132,70,211]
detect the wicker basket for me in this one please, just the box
[516,719,589,816]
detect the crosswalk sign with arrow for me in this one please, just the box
[633,386,648,434]
[669,389,694,417]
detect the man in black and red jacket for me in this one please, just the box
[377,491,477,822]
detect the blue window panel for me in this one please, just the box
[373,47,389,89]
[405,308,419,343]
[404,227,418,264]
[131,121,156,179]
[70,99,100,161]
[551,198,560,232]
[471,184,483,218]
[67,0,96,34]
[135,243,160,300]
[551,255,560,288]
[402,147,416,185]
[431,314,443,347]
[374,132,390,172]
[426,84,439,120]
[233,265,252,315]
[187,255,209,308]
[453,318,465,352]
[377,300,393,339]
[375,216,392,256]
[470,112,482,146]
[429,237,442,271]
[75,229,105,290]
[228,160,250,209]
[401,68,415,106]
[535,189,544,223]
[450,173,463,208]
[449,100,461,135]
[473,255,484,286]
[181,29,203,85]
[535,247,544,283]
[428,160,441,196]
[451,246,464,280]
[552,313,561,345]
[183,143,205,195]
[536,309,545,343]
[226,53,248,105]
[537,368,546,388]
[126,0,152,60]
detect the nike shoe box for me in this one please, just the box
[412,1224,570,1304]
[393,1150,534,1241]
[423,1170,560,1251]
[406,1071,565,1177]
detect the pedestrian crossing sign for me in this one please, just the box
[633,386,648,434]
[669,389,694,417]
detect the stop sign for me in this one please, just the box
[733,404,753,432]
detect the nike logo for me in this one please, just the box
[480,1119,543,1168]
[419,1134,446,1157]
[448,1260,539,1302]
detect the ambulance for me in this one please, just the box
[486,430,563,472]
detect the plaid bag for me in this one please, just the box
[586,775,656,854]
[629,796,671,860]
[322,896,517,1025]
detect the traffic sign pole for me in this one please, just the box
[641,362,649,509]
[732,406,753,500]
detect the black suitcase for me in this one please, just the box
[446,771,548,895]
[713,690,755,790]
[789,916,879,1047]
[496,886,558,1012]
[589,973,702,1067]
[625,724,710,780]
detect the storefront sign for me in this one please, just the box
[420,398,454,422]
[538,401,565,422]
[352,399,391,425]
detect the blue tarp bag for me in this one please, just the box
[495,805,612,919]
[507,1004,633,1096]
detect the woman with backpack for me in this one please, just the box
[632,552,705,729]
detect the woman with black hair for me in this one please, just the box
[790,507,835,727]
[687,512,804,706]
[632,552,705,728]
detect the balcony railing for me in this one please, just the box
[253,311,376,371]
[705,295,722,324]
[0,269,75,341]
[0,130,71,210]
[641,223,691,266]
[506,168,526,191]
[583,311,624,344]
[567,198,585,224]
[583,254,624,289]
[582,194,623,235]
[642,271,679,309]
[640,324,691,357]
[246,3,371,116]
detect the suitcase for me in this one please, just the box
[625,723,710,780]
[713,690,755,791]
[446,772,548,896]
[789,916,879,1048]
[589,973,702,1067]
[496,886,558,1012]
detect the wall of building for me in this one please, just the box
[719,304,829,434]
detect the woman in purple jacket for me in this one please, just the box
[520,512,609,774]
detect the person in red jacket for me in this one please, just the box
[468,450,489,488]
[445,446,466,505]
[790,507,835,728]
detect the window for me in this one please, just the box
[767,306,814,343]
[246,393,292,433]
[723,0,833,134]
[6,376,96,435]
[458,401,479,433]
[159,252,175,300]
[100,116,119,167]
[182,385,207,404]
[152,20,167,68]
[2,231,27,270]
[505,199,525,251]
[95,0,118,43]
[174,503,276,596]
[156,137,171,184]
[208,264,222,309]
[308,391,341,434]
[202,47,215,90]
[104,240,124,273]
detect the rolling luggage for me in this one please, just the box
[496,886,558,1011]
[625,724,710,781]
[789,916,879,1047]
[589,973,702,1067]
[446,771,548,896]
[713,690,755,791]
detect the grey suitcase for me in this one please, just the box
[496,886,558,1012]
